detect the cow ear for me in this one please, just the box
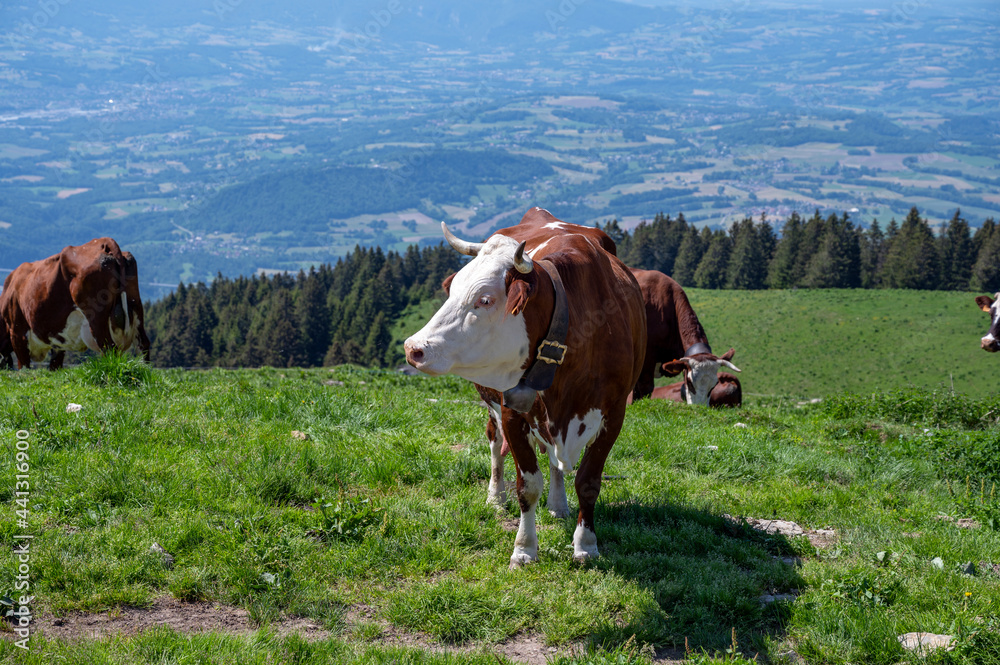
[661,359,688,377]
[976,295,994,312]
[441,272,456,296]
[720,347,736,362]
[506,276,535,316]
[59,248,81,282]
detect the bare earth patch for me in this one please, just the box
[12,596,329,642]
[8,598,646,665]
[725,515,838,549]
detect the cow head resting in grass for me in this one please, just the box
[975,294,1000,353]
[660,348,741,405]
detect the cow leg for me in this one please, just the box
[631,363,655,402]
[572,405,626,562]
[502,411,543,568]
[49,351,65,371]
[10,318,31,370]
[485,405,507,508]
[543,444,570,518]
[0,329,12,370]
[137,324,151,362]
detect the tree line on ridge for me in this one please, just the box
[144,206,999,368]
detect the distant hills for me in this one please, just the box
[0,0,996,295]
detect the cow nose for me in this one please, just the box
[982,338,999,352]
[404,339,425,366]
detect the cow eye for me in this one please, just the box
[475,295,494,309]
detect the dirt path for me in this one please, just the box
[3,596,687,664]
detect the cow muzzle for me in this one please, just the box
[404,338,444,374]
[404,339,426,367]
[982,336,1000,352]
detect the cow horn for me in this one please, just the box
[719,359,742,373]
[441,222,484,256]
[512,241,532,274]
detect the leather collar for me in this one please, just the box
[684,342,712,357]
[502,259,569,413]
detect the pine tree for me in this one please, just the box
[973,218,996,258]
[725,217,768,289]
[296,267,331,366]
[599,219,626,247]
[671,226,704,286]
[971,218,1000,293]
[767,212,804,288]
[880,207,939,289]
[693,230,732,289]
[860,220,885,289]
[938,209,974,291]
[260,290,304,367]
[363,311,393,366]
[793,210,827,284]
[802,214,861,288]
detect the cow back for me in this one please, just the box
[497,207,618,257]
[516,233,645,415]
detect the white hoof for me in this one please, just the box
[548,506,571,519]
[573,524,599,562]
[509,552,537,569]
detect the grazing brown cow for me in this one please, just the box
[629,268,738,403]
[405,211,645,566]
[0,238,151,370]
[648,371,743,407]
[975,293,1000,352]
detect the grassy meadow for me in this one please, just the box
[1,287,999,664]
[685,289,992,400]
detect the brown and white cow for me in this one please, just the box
[647,371,742,407]
[0,238,151,370]
[448,208,621,513]
[405,213,645,566]
[975,293,1000,352]
[629,268,737,404]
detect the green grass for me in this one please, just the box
[1,366,999,664]
[684,288,992,399]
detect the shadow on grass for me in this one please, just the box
[580,498,807,659]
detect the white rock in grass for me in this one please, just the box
[931,557,945,570]
[703,445,719,451]
[897,632,955,654]
[66,403,83,413]
[733,422,748,428]
[759,593,797,605]
[150,542,175,568]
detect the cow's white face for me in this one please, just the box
[405,235,530,391]
[977,293,1000,352]
[663,350,741,406]
[682,358,726,405]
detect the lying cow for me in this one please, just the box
[975,293,1000,352]
[629,268,734,403]
[0,237,151,370]
[405,212,645,566]
[648,371,743,407]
